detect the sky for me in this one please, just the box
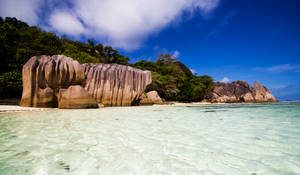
[0,0,299,101]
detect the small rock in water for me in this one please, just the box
[205,110,216,112]
[98,103,105,108]
[58,161,70,172]
[64,166,70,171]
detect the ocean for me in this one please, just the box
[0,102,299,174]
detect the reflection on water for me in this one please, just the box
[0,102,300,175]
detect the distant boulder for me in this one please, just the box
[253,80,277,102]
[211,80,277,103]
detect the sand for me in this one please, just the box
[0,105,52,112]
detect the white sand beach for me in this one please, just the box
[0,105,52,112]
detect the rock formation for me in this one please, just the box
[58,85,98,109]
[20,55,152,108]
[253,80,277,102]
[84,63,152,106]
[210,80,277,103]
[139,91,163,105]
[157,58,193,76]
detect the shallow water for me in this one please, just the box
[0,102,300,175]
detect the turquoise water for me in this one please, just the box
[0,102,299,175]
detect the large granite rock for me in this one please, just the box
[20,55,152,108]
[139,91,163,105]
[211,80,277,103]
[84,63,152,106]
[253,80,277,102]
[58,85,98,109]
[20,55,85,108]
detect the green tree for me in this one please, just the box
[0,22,20,72]
[133,55,215,102]
[0,17,215,100]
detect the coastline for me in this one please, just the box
[0,105,52,113]
[0,100,285,113]
[155,101,280,106]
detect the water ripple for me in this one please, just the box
[0,103,300,174]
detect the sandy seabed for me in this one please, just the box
[0,102,299,174]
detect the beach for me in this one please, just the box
[0,105,52,113]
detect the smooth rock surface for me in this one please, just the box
[84,63,152,106]
[253,80,277,102]
[139,91,163,105]
[20,55,85,108]
[20,55,152,108]
[211,80,277,103]
[58,85,98,109]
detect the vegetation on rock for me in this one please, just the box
[0,17,129,98]
[0,17,214,102]
[133,54,215,101]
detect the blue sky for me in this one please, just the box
[124,0,300,100]
[0,0,299,100]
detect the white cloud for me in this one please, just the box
[73,0,219,50]
[172,50,180,58]
[190,69,198,75]
[0,0,42,25]
[255,64,300,73]
[49,11,86,36]
[220,77,231,83]
[0,0,220,51]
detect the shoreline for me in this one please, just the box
[0,105,52,113]
[0,101,287,113]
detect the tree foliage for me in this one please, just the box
[133,56,215,102]
[0,17,130,98]
[0,17,215,101]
